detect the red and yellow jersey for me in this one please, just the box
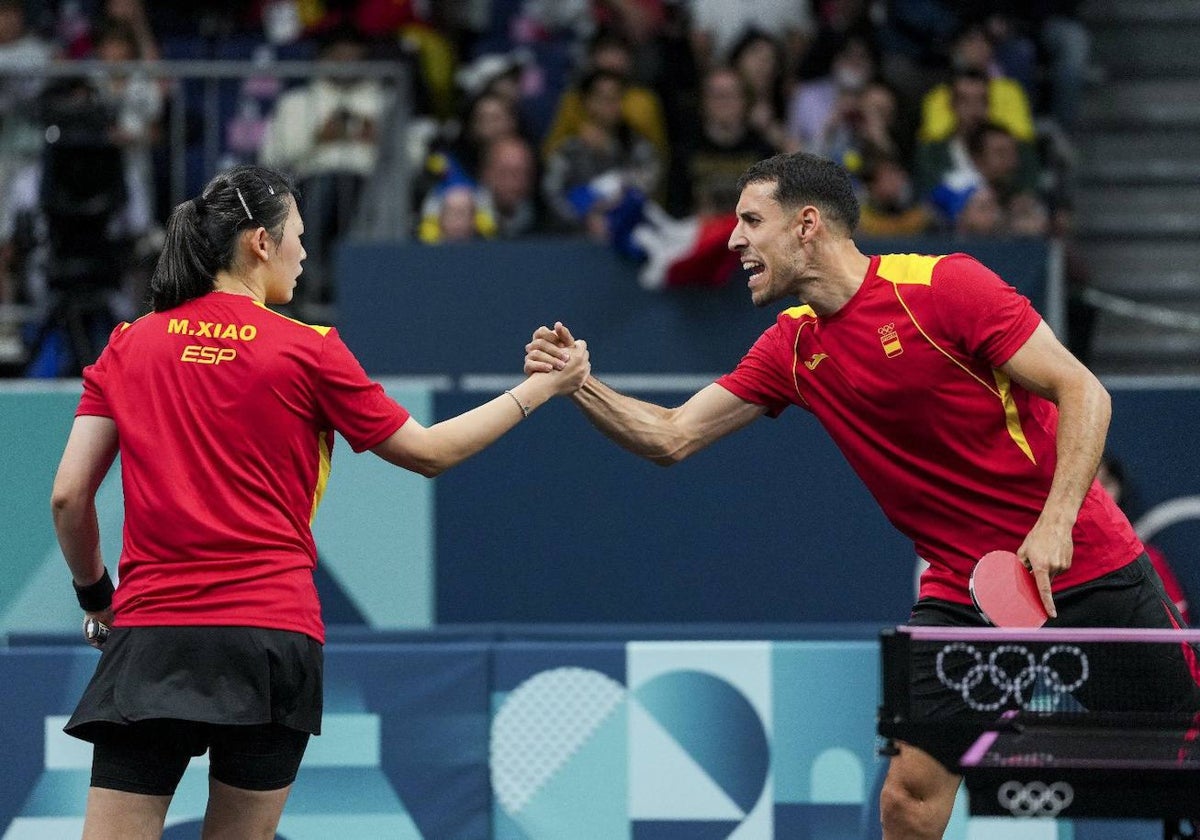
[77,292,410,642]
[717,253,1141,603]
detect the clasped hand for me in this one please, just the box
[528,321,589,393]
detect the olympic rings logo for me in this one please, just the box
[997,780,1075,817]
[935,643,1089,712]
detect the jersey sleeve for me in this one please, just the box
[315,329,410,452]
[714,323,795,417]
[76,324,126,418]
[931,253,1041,366]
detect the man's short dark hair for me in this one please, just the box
[736,152,861,234]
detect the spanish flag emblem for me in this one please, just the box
[879,323,903,357]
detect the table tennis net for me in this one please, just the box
[880,626,1200,730]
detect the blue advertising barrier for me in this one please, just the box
[0,629,1154,839]
[0,639,491,840]
[490,638,881,839]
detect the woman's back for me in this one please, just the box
[83,291,404,641]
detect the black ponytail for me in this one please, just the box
[149,165,296,311]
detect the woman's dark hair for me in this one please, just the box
[728,28,788,117]
[149,165,295,311]
[736,151,861,234]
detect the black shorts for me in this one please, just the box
[65,625,323,793]
[895,554,1200,769]
[90,718,310,794]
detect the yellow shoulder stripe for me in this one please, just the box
[877,253,945,287]
[781,304,816,320]
[253,301,332,336]
[119,311,158,332]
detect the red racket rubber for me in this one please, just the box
[969,549,1049,628]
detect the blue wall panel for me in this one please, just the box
[336,238,1050,377]
[434,391,915,624]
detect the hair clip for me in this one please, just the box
[235,188,253,221]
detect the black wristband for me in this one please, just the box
[73,568,114,612]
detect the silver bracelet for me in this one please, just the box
[504,389,531,418]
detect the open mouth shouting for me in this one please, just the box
[742,259,766,286]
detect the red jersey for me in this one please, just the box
[717,253,1142,604]
[77,292,410,642]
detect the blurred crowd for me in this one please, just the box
[0,0,1092,377]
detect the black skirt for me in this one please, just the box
[65,625,323,743]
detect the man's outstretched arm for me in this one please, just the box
[526,322,765,465]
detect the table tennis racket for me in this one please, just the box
[969,550,1049,628]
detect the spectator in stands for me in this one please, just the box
[453,50,544,139]
[352,0,458,119]
[929,120,1043,229]
[411,89,528,236]
[91,20,163,229]
[914,70,990,197]
[856,150,935,237]
[541,68,661,239]
[974,10,1039,103]
[687,0,815,79]
[953,183,1004,237]
[417,182,496,244]
[0,0,54,226]
[1097,454,1191,624]
[259,25,388,309]
[992,1,1091,131]
[814,87,868,170]
[542,28,669,170]
[872,0,962,111]
[423,91,523,189]
[666,65,775,217]
[859,79,914,167]
[794,0,875,81]
[591,0,670,83]
[826,79,908,180]
[456,50,527,105]
[729,29,796,154]
[917,22,1036,148]
[479,134,544,238]
[970,121,1040,201]
[786,35,874,155]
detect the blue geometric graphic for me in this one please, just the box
[633,670,770,815]
[491,667,628,838]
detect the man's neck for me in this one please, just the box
[800,242,872,318]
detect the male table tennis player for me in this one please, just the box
[524,151,1200,839]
